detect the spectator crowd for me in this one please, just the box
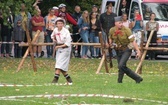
[0,0,158,60]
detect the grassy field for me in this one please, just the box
[0,57,168,105]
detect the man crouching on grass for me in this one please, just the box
[51,18,72,85]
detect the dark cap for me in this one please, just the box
[114,16,122,22]
[92,5,97,8]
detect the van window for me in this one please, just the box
[142,3,168,21]
[130,2,140,19]
[106,1,115,6]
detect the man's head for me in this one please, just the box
[106,5,112,14]
[49,8,55,16]
[74,5,81,13]
[92,5,98,12]
[114,16,123,29]
[122,0,127,6]
[36,9,41,16]
[21,3,26,11]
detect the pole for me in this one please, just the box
[16,30,40,72]
[135,30,154,73]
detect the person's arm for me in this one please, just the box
[108,28,113,47]
[140,20,143,27]
[51,29,56,42]
[131,19,136,28]
[132,40,141,58]
[129,21,132,29]
[31,18,45,27]
[156,22,159,31]
[146,22,149,31]
[77,18,82,29]
[95,20,101,31]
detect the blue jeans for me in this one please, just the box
[89,32,99,56]
[45,30,53,57]
[80,31,89,57]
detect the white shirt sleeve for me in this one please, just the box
[51,28,56,40]
[64,29,72,47]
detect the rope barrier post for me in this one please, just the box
[16,30,40,72]
[136,30,154,73]
[96,32,109,74]
[138,30,145,74]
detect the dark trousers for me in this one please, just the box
[147,31,157,59]
[1,30,12,54]
[45,30,53,58]
[71,33,82,57]
[116,48,142,83]
[14,42,22,58]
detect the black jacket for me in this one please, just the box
[72,12,81,33]
[89,19,101,36]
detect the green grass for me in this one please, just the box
[0,58,168,105]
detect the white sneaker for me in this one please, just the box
[64,82,73,85]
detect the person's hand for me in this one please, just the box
[83,27,88,30]
[52,39,56,43]
[44,32,47,36]
[136,50,141,59]
[54,46,59,50]
[92,26,97,29]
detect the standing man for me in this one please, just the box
[119,0,129,16]
[99,5,117,42]
[44,8,57,58]
[14,3,32,56]
[99,5,117,58]
[72,5,82,58]
[0,9,13,58]
[31,9,45,58]
[109,16,143,83]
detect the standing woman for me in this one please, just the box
[131,10,143,46]
[89,12,101,58]
[146,13,159,60]
[78,10,90,59]
[122,13,131,29]
[51,18,72,85]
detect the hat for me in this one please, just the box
[55,17,66,24]
[114,16,122,22]
[53,6,58,10]
[58,3,66,8]
[92,5,97,8]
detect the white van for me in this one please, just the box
[101,0,168,57]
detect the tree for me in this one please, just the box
[0,0,102,25]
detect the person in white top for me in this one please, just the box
[122,13,131,28]
[51,18,72,85]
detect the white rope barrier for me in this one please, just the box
[0,83,72,87]
[0,94,167,104]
